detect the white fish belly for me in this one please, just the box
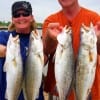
[4,34,23,100]
[25,55,43,100]
[6,65,23,100]
[75,47,97,100]
[24,31,44,100]
[55,44,74,100]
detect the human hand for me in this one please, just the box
[47,23,63,40]
[95,21,100,36]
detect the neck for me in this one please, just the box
[16,28,31,34]
[63,2,81,20]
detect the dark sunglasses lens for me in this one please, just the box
[13,13,19,18]
[13,12,30,18]
[23,13,30,17]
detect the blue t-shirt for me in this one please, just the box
[0,31,44,100]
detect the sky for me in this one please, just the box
[0,0,100,23]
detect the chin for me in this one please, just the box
[18,26,28,29]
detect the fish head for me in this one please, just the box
[57,25,72,48]
[6,34,20,60]
[80,23,97,48]
[29,30,43,54]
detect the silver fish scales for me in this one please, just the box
[24,30,44,100]
[75,23,97,100]
[4,34,23,100]
[55,26,75,100]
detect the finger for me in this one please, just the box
[97,21,100,29]
[48,23,60,29]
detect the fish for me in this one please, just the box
[24,30,44,100]
[55,26,75,100]
[3,34,23,100]
[75,23,97,100]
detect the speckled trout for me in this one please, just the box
[55,26,75,100]
[75,23,97,100]
[24,30,44,100]
[3,34,23,100]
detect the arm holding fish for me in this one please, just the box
[45,23,62,40]
[0,32,8,57]
[42,22,62,64]
[0,31,10,57]
[42,22,63,67]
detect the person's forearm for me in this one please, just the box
[43,31,58,54]
[0,45,6,57]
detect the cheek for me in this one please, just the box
[12,19,17,24]
[12,16,34,28]
[25,17,34,25]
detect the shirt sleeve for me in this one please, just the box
[0,31,9,99]
[0,31,10,45]
[42,15,58,55]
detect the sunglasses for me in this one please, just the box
[13,12,31,18]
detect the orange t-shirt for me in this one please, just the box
[42,7,100,100]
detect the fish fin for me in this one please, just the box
[3,62,8,72]
[4,89,8,99]
[42,62,48,77]
[22,79,28,100]
[32,30,39,39]
[52,53,55,63]
[89,50,93,62]
[36,92,39,99]
[25,47,29,56]
[12,58,17,67]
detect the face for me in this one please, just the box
[12,10,34,33]
[58,0,77,8]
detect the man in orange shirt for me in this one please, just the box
[42,0,100,99]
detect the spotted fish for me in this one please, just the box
[4,34,23,100]
[55,26,75,100]
[24,30,44,100]
[75,23,97,100]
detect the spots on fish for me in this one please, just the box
[12,58,17,67]
[89,50,93,62]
